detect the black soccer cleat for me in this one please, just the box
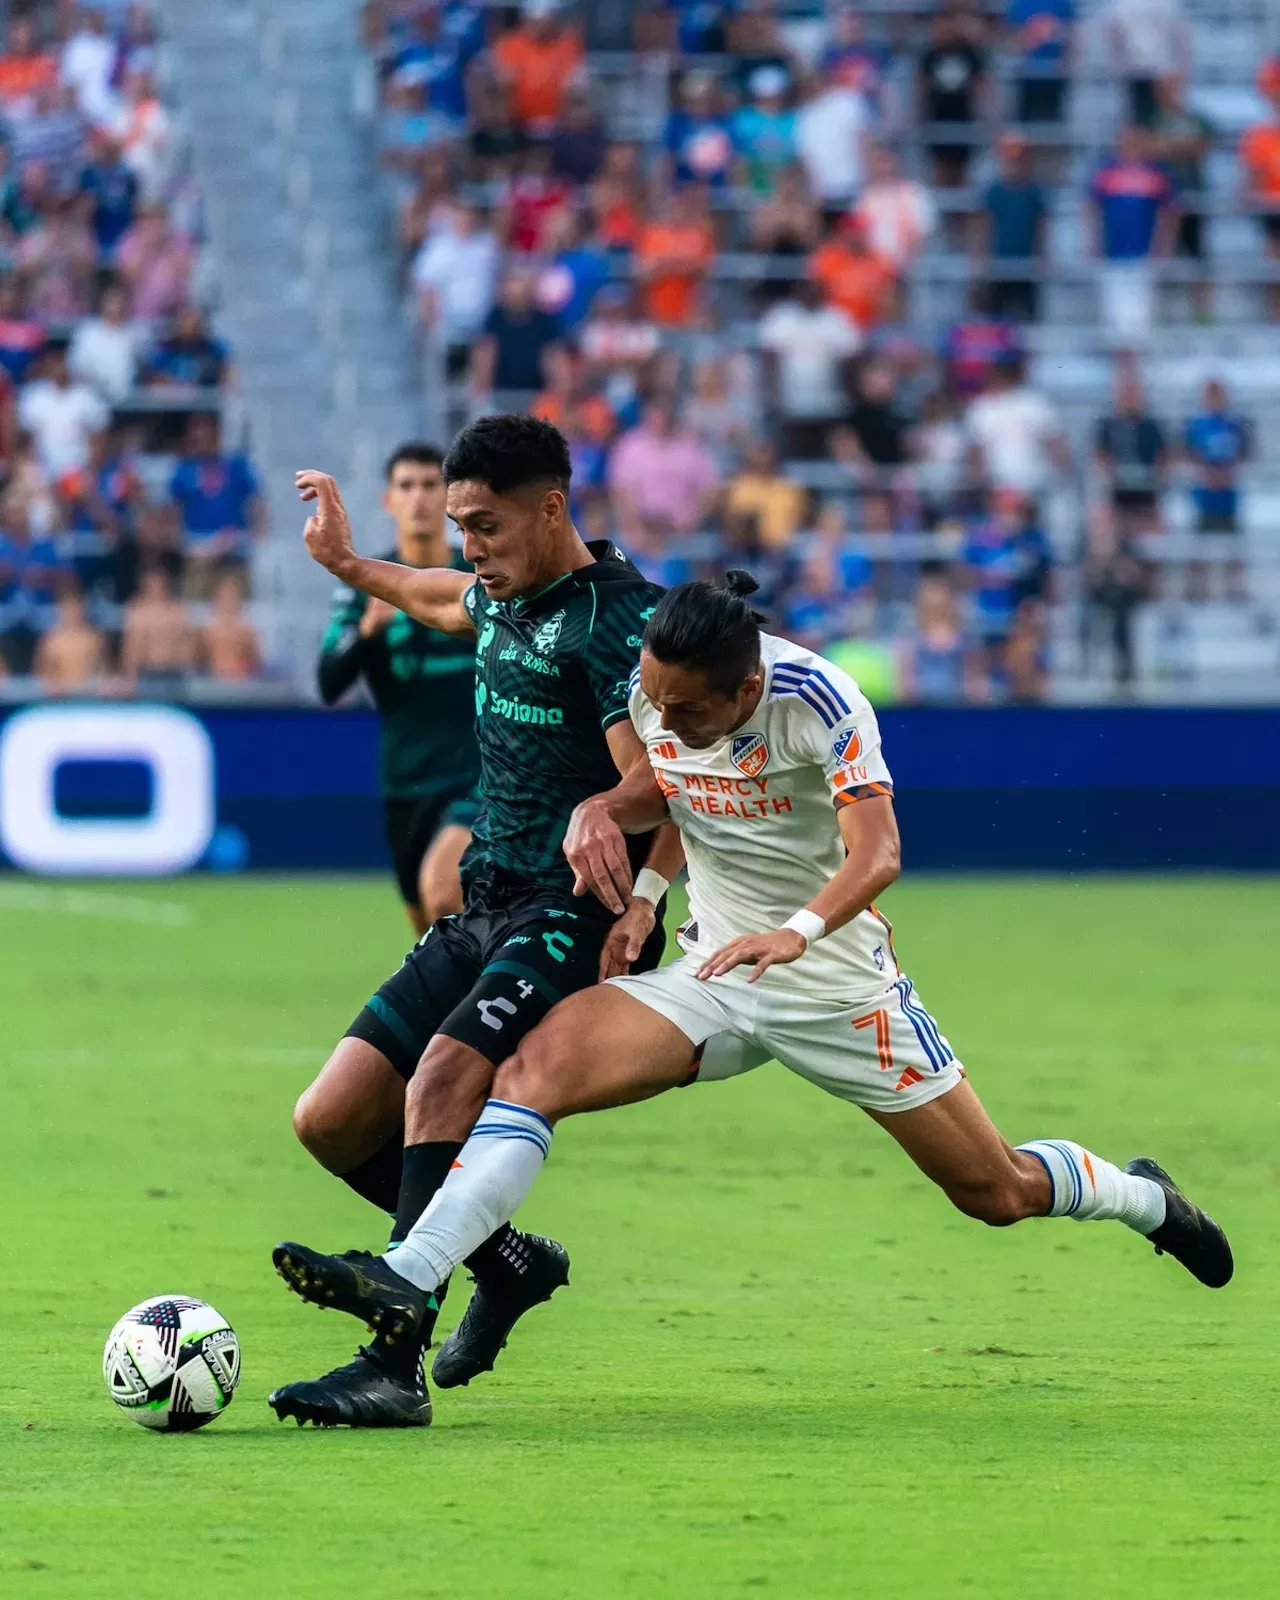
[1126,1157,1234,1288]
[432,1235,570,1389]
[272,1242,431,1340]
[268,1347,432,1428]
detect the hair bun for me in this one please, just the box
[723,569,760,599]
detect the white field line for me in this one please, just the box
[0,883,192,926]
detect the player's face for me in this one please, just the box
[384,462,445,539]
[641,652,764,749]
[447,478,563,601]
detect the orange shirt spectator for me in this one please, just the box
[0,16,56,119]
[493,17,584,136]
[1241,120,1280,200]
[636,198,717,326]
[533,388,615,442]
[808,218,896,332]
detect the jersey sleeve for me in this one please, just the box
[461,579,484,626]
[316,583,367,704]
[583,586,655,731]
[781,660,894,811]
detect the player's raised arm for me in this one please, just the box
[564,718,672,913]
[297,470,475,637]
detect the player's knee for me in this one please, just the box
[946,1176,1028,1229]
[292,1080,347,1165]
[494,1029,558,1111]
[406,1037,490,1127]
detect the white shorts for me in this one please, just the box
[1098,261,1154,348]
[608,956,965,1115]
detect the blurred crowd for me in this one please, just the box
[0,1,265,698]
[370,0,1270,702]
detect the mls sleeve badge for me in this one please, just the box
[830,727,862,764]
[731,732,769,777]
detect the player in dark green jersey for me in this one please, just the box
[317,442,480,936]
[271,415,683,1428]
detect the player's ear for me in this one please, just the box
[541,485,567,524]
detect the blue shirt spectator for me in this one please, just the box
[20,533,71,632]
[170,420,261,549]
[1184,380,1250,528]
[143,308,228,388]
[79,145,139,256]
[1006,0,1074,66]
[732,68,796,193]
[985,149,1047,259]
[665,75,736,186]
[536,243,611,334]
[1090,135,1174,260]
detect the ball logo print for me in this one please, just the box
[102,1296,240,1431]
[731,733,769,778]
[0,706,215,876]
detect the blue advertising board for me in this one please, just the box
[0,702,1276,874]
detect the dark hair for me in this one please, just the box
[385,441,445,481]
[643,570,765,696]
[443,413,571,496]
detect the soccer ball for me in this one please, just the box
[103,1296,240,1431]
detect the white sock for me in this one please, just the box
[1018,1140,1166,1234]
[385,1099,553,1292]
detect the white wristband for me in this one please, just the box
[782,909,826,949]
[631,868,670,906]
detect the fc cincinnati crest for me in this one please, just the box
[731,732,769,777]
[530,609,564,654]
[831,726,862,764]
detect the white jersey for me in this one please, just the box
[629,633,897,1002]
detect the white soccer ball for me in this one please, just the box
[103,1296,240,1431]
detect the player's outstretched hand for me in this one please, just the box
[297,470,355,578]
[598,895,657,981]
[563,797,633,915]
[696,928,808,984]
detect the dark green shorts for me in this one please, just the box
[382,789,481,906]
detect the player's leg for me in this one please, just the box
[416,823,470,928]
[383,796,435,936]
[291,1040,406,1213]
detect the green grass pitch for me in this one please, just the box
[1,874,1276,1598]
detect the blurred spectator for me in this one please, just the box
[917,10,989,187]
[749,162,821,294]
[1239,87,1280,321]
[1082,502,1149,688]
[142,304,228,389]
[61,6,120,127]
[732,66,796,195]
[682,355,752,466]
[724,438,807,552]
[1005,0,1075,123]
[943,284,1023,399]
[169,415,263,598]
[471,269,562,398]
[121,565,197,688]
[378,72,444,183]
[665,69,736,189]
[901,573,971,701]
[9,84,87,191]
[783,521,874,653]
[588,140,644,251]
[548,85,607,186]
[912,390,966,519]
[531,345,613,440]
[808,214,895,333]
[18,194,97,318]
[68,281,140,401]
[821,8,892,113]
[977,132,1048,322]
[1094,366,1168,536]
[534,208,610,334]
[412,200,500,355]
[491,3,585,138]
[854,144,936,272]
[35,585,108,694]
[579,283,659,415]
[200,572,263,682]
[836,356,909,476]
[794,62,870,208]
[2,156,53,239]
[1183,377,1250,601]
[18,346,108,476]
[1150,76,1213,320]
[1088,125,1176,349]
[129,498,183,592]
[79,134,140,259]
[117,203,194,319]
[635,187,716,327]
[608,398,719,538]
[501,142,574,255]
[54,463,123,616]
[0,15,57,121]
[960,489,1051,698]
[113,67,172,202]
[0,278,45,384]
[759,278,861,460]
[467,82,530,182]
[965,352,1069,498]
[1099,0,1189,127]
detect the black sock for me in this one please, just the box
[390,1141,462,1243]
[337,1131,403,1215]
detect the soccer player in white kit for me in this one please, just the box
[275,573,1232,1374]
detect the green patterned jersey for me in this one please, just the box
[462,540,661,892]
[317,548,479,800]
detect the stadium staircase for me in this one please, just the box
[157,0,425,690]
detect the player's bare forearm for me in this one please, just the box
[807,796,901,935]
[565,737,670,913]
[641,819,684,881]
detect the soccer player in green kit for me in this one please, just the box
[273,415,681,1428]
[317,443,479,935]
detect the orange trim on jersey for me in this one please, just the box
[833,781,894,810]
[853,1008,894,1075]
